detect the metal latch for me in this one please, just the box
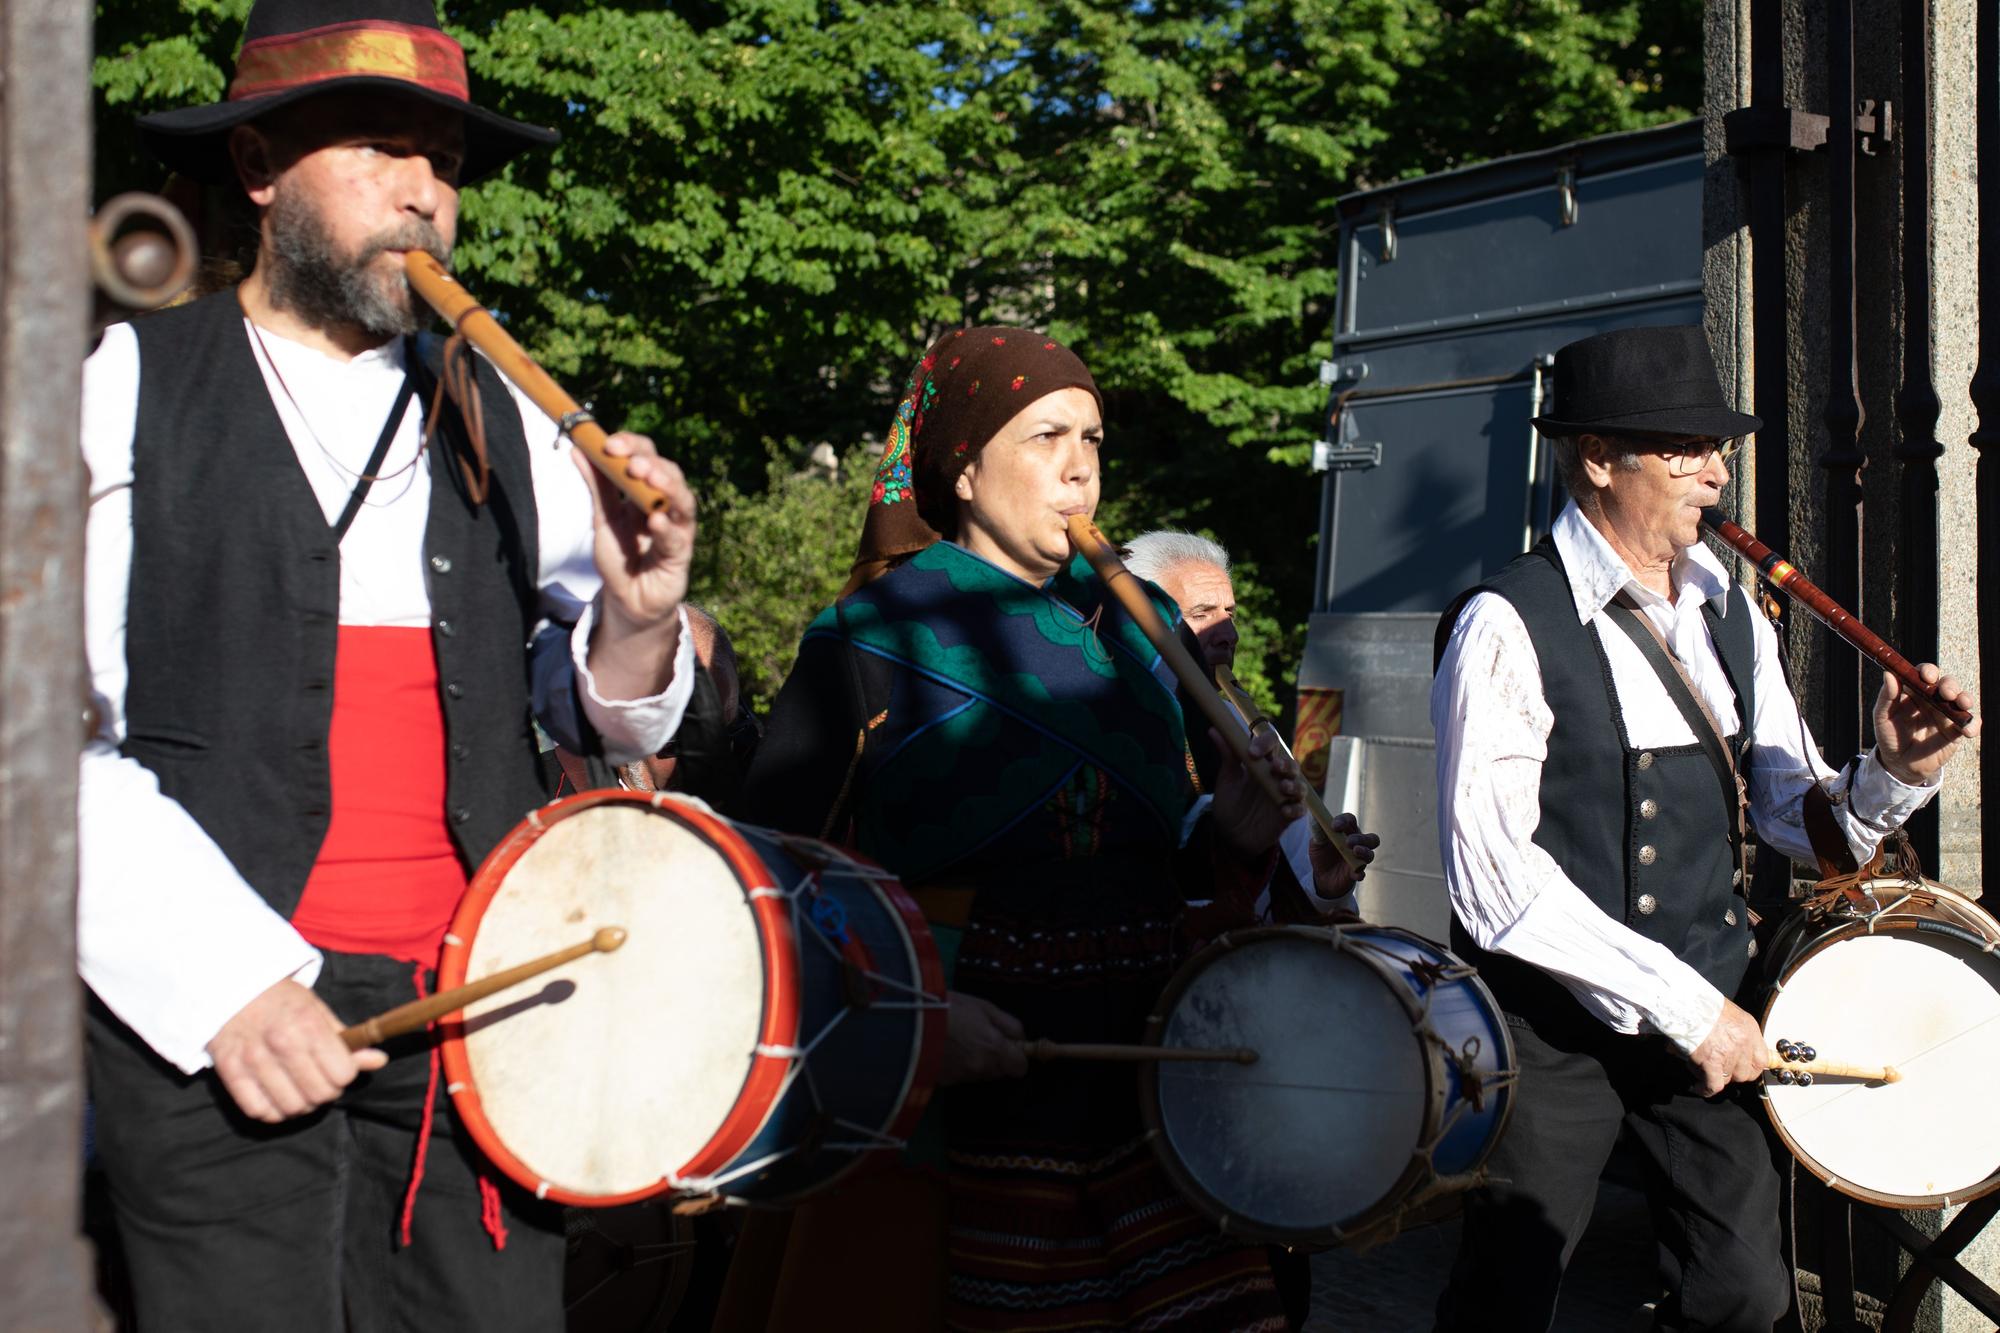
[1312,438,1383,474]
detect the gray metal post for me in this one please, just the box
[0,0,100,1328]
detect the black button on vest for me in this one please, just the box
[122,292,552,921]
[1436,538,1758,1032]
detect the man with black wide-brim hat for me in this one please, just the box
[1429,324,1977,1329]
[80,3,702,1326]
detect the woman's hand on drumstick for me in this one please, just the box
[207,978,387,1124]
[1209,725,1306,858]
[574,432,699,701]
[1309,812,1380,900]
[1687,998,1776,1098]
[938,991,1031,1086]
[1874,663,1980,786]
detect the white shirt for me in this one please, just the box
[1432,501,1935,1054]
[80,318,696,1073]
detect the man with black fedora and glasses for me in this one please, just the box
[79,2,702,1327]
[1430,325,1977,1330]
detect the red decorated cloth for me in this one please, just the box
[291,626,465,963]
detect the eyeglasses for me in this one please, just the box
[1656,437,1741,476]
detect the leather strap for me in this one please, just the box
[329,342,417,543]
[818,598,874,844]
[1605,594,1749,880]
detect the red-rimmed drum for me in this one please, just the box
[1141,925,1515,1246]
[1759,876,2000,1208]
[439,790,946,1207]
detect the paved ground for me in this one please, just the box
[1304,1178,1657,1332]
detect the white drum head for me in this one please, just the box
[1766,930,2000,1202]
[1152,932,1430,1234]
[457,802,770,1199]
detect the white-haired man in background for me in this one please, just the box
[1122,530,1376,923]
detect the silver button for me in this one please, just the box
[445,681,464,699]
[1748,937,1759,958]
[1639,798,1658,820]
[430,554,453,573]
[1637,751,1655,770]
[1638,844,1657,865]
[451,806,472,825]
[1732,868,1743,886]
[436,618,456,637]
[1637,893,1658,916]
[1725,909,1738,926]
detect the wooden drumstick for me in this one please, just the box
[340,927,628,1051]
[1064,514,1363,874]
[1765,1057,1902,1084]
[1020,1039,1259,1065]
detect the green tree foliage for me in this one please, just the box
[691,447,875,713]
[91,0,1701,714]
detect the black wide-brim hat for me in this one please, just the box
[1530,324,1762,440]
[135,0,557,187]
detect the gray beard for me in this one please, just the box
[262,187,449,340]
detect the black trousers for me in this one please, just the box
[88,951,565,1333]
[1434,1015,1789,1333]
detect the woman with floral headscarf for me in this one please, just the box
[721,328,1328,1332]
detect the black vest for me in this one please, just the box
[122,292,550,919]
[1437,538,1758,1031]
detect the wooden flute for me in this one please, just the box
[1699,510,1974,729]
[402,252,671,514]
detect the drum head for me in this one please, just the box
[1146,929,1432,1241]
[1765,924,2000,1204]
[442,794,793,1205]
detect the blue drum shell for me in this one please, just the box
[716,836,933,1204]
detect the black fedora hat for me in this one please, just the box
[1530,324,1761,440]
[136,0,557,187]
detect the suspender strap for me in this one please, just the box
[1604,594,1748,866]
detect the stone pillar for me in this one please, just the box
[1925,0,1982,893]
[0,0,101,1329]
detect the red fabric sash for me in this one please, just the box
[292,626,465,962]
[230,20,469,104]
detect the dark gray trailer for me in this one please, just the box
[1299,120,1705,940]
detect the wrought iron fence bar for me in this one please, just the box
[1747,0,1792,625]
[1893,0,1943,866]
[1819,0,1867,762]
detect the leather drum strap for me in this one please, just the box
[1605,594,1749,890]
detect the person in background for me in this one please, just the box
[1126,528,1379,1330]
[1123,529,1376,928]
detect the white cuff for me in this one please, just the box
[571,601,697,765]
[1853,747,1941,807]
[1660,983,1727,1058]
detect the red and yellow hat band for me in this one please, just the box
[229,19,469,104]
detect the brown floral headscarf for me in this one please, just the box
[844,326,1100,593]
